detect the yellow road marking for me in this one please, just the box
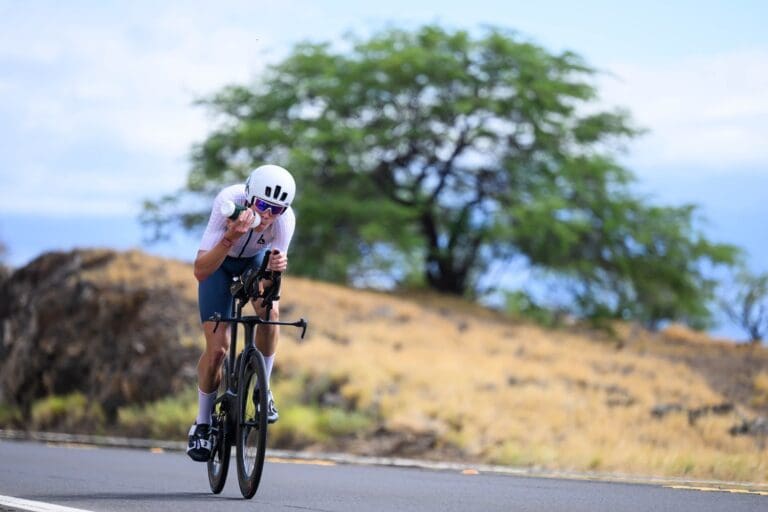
[665,485,768,496]
[462,469,480,475]
[45,442,96,450]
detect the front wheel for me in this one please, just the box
[236,349,268,499]
[207,358,232,493]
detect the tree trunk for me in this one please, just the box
[421,211,468,295]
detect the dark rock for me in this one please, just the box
[651,403,684,419]
[729,416,768,436]
[0,249,200,421]
[687,402,734,425]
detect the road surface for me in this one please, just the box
[0,440,764,512]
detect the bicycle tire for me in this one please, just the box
[207,358,232,493]
[236,349,268,499]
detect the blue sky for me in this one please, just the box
[1,1,766,338]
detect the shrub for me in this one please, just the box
[29,393,105,432]
[116,389,196,439]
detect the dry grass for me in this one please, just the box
[77,248,198,302]
[753,373,768,409]
[273,277,767,483]
[69,250,768,482]
[73,249,204,348]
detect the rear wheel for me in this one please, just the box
[236,349,268,499]
[207,358,232,493]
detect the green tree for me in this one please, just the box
[144,24,738,327]
[720,268,768,343]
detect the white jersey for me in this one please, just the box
[198,184,295,258]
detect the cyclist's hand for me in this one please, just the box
[226,208,257,238]
[267,250,287,272]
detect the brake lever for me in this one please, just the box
[298,318,307,340]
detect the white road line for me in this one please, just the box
[0,495,94,512]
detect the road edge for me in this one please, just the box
[1,428,766,492]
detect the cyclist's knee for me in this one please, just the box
[253,300,279,321]
[202,322,229,363]
[209,344,227,366]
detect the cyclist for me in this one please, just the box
[187,164,296,462]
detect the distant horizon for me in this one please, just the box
[0,210,756,344]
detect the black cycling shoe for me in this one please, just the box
[252,389,279,424]
[186,423,212,462]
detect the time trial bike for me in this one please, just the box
[205,250,307,498]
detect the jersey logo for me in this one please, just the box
[257,235,266,244]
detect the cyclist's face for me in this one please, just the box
[250,202,277,229]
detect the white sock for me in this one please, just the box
[263,354,275,389]
[196,388,218,426]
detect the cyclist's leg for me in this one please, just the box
[253,299,279,379]
[197,263,235,393]
[247,249,277,380]
[189,263,235,461]
[197,254,259,399]
[199,321,230,393]
[252,298,280,423]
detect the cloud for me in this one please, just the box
[598,48,768,174]
[3,3,767,219]
[2,9,271,155]
[0,3,287,215]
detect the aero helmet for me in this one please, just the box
[244,164,296,208]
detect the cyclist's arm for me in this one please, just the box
[267,250,287,272]
[193,244,229,282]
[194,210,257,282]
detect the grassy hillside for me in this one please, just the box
[4,249,767,483]
[274,278,767,482]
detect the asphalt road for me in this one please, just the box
[0,440,764,512]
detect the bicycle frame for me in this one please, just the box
[210,287,308,416]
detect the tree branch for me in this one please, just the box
[429,124,471,204]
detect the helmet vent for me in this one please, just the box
[246,164,295,206]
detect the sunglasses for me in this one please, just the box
[252,198,287,216]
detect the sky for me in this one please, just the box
[1,1,766,338]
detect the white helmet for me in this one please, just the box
[244,164,296,207]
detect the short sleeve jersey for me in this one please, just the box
[198,184,295,258]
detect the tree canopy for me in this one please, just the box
[143,24,739,329]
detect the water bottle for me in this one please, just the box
[220,200,260,228]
